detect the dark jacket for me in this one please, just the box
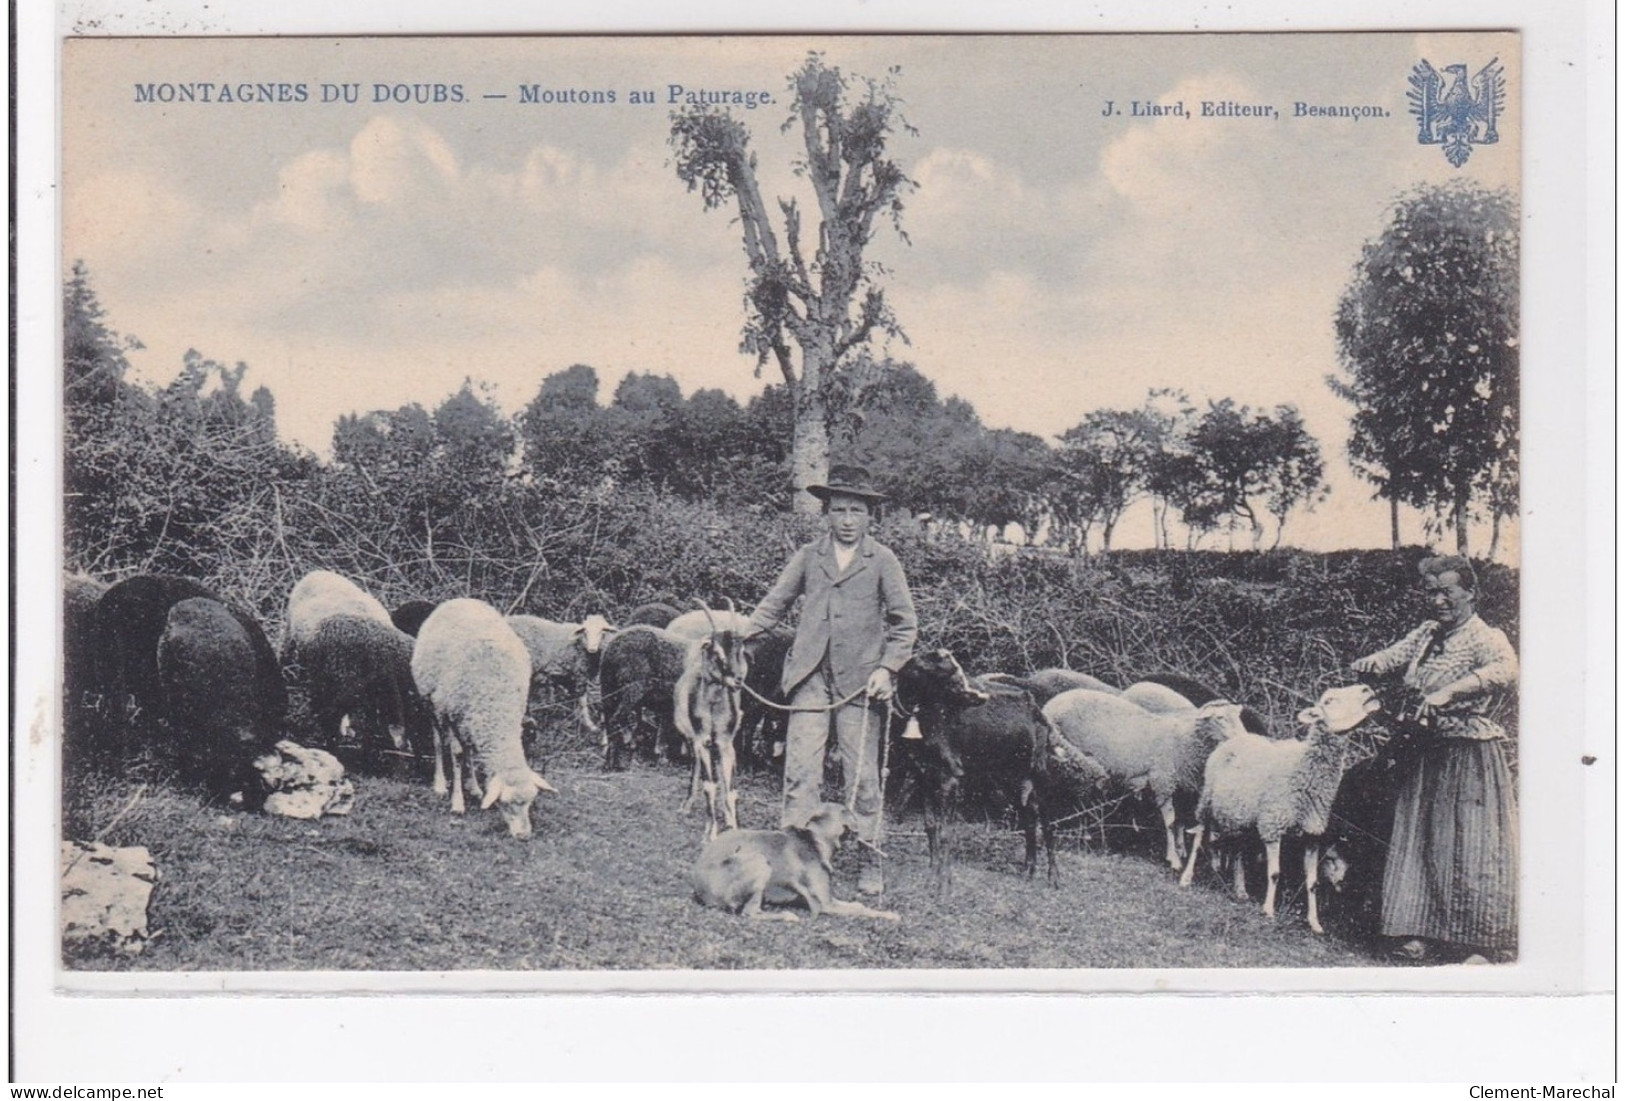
[747,532,918,698]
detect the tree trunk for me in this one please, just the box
[1101,518,1114,553]
[789,342,832,516]
[1453,492,1470,556]
[1488,509,1502,562]
[1389,496,1401,550]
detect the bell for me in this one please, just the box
[902,715,923,741]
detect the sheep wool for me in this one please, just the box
[1180,683,1382,932]
[412,599,556,839]
[285,570,393,659]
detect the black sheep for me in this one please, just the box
[737,627,793,767]
[390,600,439,638]
[1134,671,1271,736]
[302,613,432,771]
[895,649,1105,890]
[156,597,286,806]
[623,601,682,629]
[89,574,220,737]
[597,625,691,768]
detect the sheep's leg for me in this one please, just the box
[431,715,449,796]
[1261,839,1281,919]
[448,735,466,815]
[1160,800,1183,871]
[1232,845,1249,900]
[1303,842,1323,934]
[1178,824,1204,888]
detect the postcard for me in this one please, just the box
[14,13,1611,1083]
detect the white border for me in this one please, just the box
[14,0,1616,1081]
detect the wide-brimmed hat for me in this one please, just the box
[806,463,887,503]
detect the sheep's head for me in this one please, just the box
[573,614,615,655]
[480,768,558,840]
[1193,700,1249,745]
[1298,684,1381,734]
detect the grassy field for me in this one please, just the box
[65,745,1392,973]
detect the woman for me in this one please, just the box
[1351,555,1519,964]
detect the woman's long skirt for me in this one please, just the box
[1380,738,1519,952]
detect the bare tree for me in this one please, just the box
[671,53,915,513]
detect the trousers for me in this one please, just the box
[780,666,883,842]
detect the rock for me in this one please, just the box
[61,841,159,957]
[254,739,356,819]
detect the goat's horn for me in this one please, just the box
[699,601,718,636]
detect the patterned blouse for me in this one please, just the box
[1359,615,1519,740]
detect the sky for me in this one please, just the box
[61,32,1520,553]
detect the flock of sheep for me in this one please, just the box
[63,566,1401,937]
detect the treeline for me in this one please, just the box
[64,263,1523,741]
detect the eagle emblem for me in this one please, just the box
[1408,58,1506,167]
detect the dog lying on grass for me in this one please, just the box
[690,804,901,923]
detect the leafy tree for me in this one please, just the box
[1331,182,1519,554]
[519,364,612,489]
[1054,407,1162,551]
[671,52,915,513]
[1176,400,1328,550]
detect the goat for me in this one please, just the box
[1180,683,1383,932]
[673,601,750,837]
[895,649,1105,890]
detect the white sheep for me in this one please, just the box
[411,599,558,839]
[1178,683,1382,932]
[665,607,752,641]
[284,570,392,661]
[505,613,617,736]
[1121,681,1198,715]
[1043,689,1249,870]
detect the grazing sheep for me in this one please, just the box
[411,599,558,840]
[390,600,439,638]
[597,625,692,768]
[986,668,1121,705]
[624,601,681,629]
[1121,680,1199,715]
[1179,683,1383,933]
[284,570,392,661]
[156,597,287,806]
[302,614,431,765]
[666,607,753,641]
[505,613,617,739]
[1134,672,1270,735]
[88,574,220,736]
[1043,688,1250,871]
[672,603,751,837]
[896,649,1106,889]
